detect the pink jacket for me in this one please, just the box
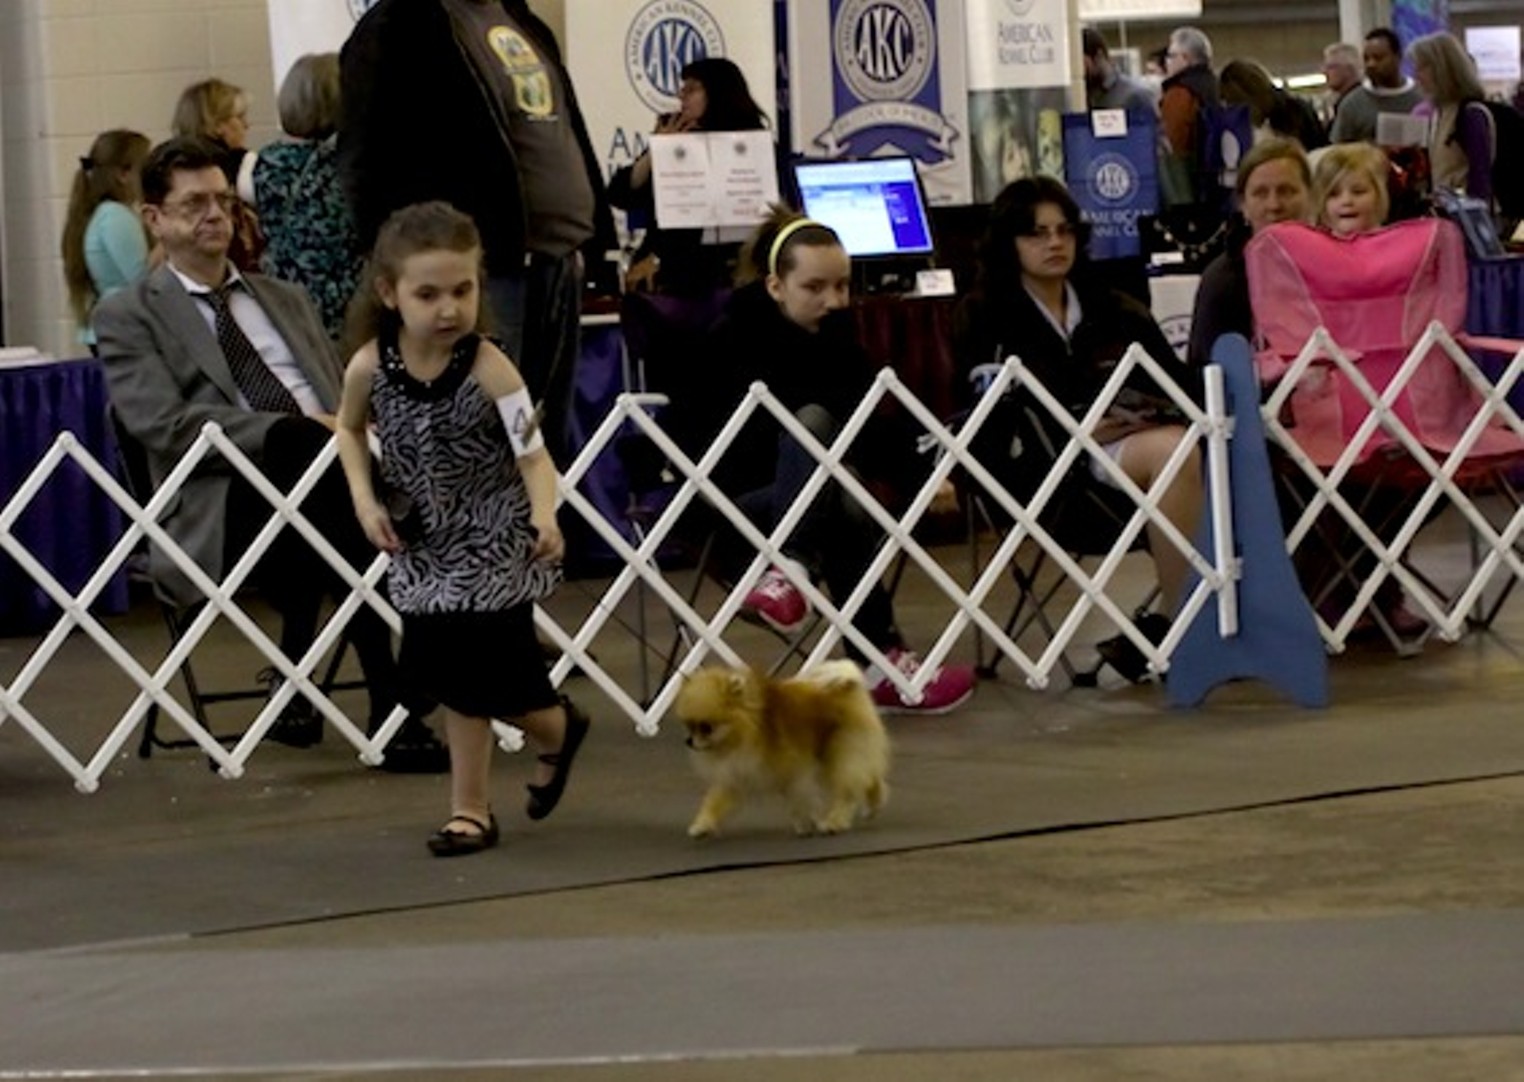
[1245,219,1524,467]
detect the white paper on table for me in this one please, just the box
[651,133,717,229]
[709,130,779,227]
[0,346,55,369]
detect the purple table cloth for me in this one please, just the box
[1468,256,1524,339]
[0,357,129,635]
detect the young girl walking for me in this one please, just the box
[337,201,589,856]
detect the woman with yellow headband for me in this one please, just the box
[660,206,976,715]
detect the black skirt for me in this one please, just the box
[399,606,557,720]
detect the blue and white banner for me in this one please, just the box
[565,0,776,185]
[786,0,971,206]
[265,0,379,91]
[1062,110,1157,260]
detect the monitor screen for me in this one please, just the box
[791,157,935,259]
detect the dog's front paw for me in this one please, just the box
[812,815,854,835]
[688,817,719,838]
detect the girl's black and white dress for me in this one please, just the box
[371,328,560,718]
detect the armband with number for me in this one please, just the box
[495,388,544,457]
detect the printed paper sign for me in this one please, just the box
[651,130,779,228]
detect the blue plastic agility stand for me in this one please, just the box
[1167,335,1329,708]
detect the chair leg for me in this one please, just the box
[136,602,360,759]
[138,603,220,758]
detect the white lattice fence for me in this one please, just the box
[1262,322,1524,652]
[5,352,1237,789]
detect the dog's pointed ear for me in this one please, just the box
[725,671,748,700]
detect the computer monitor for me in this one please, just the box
[791,156,935,260]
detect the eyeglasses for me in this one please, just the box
[1019,223,1076,242]
[158,191,237,220]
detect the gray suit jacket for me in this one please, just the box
[94,263,343,607]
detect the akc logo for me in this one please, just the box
[626,0,725,113]
[834,0,934,102]
[1003,0,1038,17]
[1090,152,1138,205]
[346,0,380,20]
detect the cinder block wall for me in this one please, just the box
[0,0,571,358]
[0,0,279,357]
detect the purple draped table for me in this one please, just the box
[1467,256,1524,339]
[563,314,634,574]
[1466,256,1524,418]
[0,356,129,636]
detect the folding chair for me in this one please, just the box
[616,290,826,699]
[961,399,1157,684]
[108,408,359,757]
[1246,218,1524,651]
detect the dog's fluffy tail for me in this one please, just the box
[796,659,867,692]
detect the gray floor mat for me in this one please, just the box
[5,647,1524,952]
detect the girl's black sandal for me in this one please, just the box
[427,812,499,857]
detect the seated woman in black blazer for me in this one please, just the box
[955,177,1204,681]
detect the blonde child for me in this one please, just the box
[1313,143,1389,237]
[336,202,589,857]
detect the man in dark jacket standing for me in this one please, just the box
[339,0,614,465]
[1156,26,1227,268]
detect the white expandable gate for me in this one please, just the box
[13,324,1521,791]
[1262,321,1524,652]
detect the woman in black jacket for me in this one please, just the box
[955,177,1204,681]
[1187,136,1313,368]
[663,209,975,714]
[608,58,771,295]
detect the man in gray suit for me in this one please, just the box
[94,138,445,770]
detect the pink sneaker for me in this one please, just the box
[741,565,811,634]
[869,648,975,715]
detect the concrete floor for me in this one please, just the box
[4,534,1524,1080]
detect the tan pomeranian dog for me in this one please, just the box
[674,659,890,838]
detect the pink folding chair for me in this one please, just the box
[1246,218,1524,646]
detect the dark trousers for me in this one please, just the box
[722,404,901,658]
[484,252,583,466]
[223,416,400,721]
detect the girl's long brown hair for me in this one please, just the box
[60,129,150,325]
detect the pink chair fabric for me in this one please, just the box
[1245,219,1524,467]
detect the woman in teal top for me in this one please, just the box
[244,53,361,343]
[62,129,151,347]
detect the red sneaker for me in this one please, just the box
[869,648,975,715]
[741,565,811,634]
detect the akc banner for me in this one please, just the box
[265,0,378,92]
[564,0,776,184]
[1062,110,1158,260]
[786,0,971,206]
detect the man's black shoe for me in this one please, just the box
[373,716,450,774]
[258,669,323,748]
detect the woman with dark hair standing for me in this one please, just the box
[61,129,151,347]
[955,177,1203,682]
[1218,59,1327,151]
[608,57,771,294]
